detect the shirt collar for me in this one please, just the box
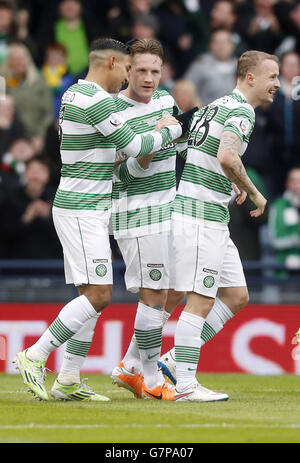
[232,88,248,103]
[78,79,103,91]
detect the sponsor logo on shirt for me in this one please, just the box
[203,268,218,275]
[109,113,123,127]
[239,119,251,135]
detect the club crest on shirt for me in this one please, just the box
[203,275,215,288]
[95,264,107,277]
[149,269,162,281]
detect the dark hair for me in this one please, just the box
[90,38,129,55]
[26,155,51,171]
[280,50,300,64]
[210,26,233,38]
[0,0,13,10]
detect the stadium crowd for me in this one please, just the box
[0,0,299,275]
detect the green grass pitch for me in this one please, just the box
[0,372,300,443]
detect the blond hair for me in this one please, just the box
[3,43,39,85]
[237,50,279,80]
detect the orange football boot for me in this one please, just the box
[142,379,175,401]
[111,362,144,398]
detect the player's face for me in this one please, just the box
[109,54,130,93]
[253,59,280,105]
[127,53,162,103]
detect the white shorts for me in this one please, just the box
[117,232,175,293]
[53,212,113,286]
[172,219,246,297]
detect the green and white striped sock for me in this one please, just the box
[27,295,98,362]
[134,302,165,389]
[57,313,100,385]
[166,298,233,361]
[175,311,205,392]
[201,297,233,344]
[124,309,171,374]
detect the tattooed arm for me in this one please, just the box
[217,131,267,217]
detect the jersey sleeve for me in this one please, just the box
[223,105,255,142]
[85,94,182,158]
[116,157,149,185]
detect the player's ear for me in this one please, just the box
[108,55,116,70]
[246,72,255,87]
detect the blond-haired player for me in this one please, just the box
[164,51,280,401]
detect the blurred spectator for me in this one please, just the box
[53,0,91,76]
[0,157,62,259]
[172,78,202,112]
[237,0,283,53]
[229,167,269,260]
[209,0,247,55]
[155,0,197,76]
[0,94,27,158]
[172,78,202,186]
[108,0,153,43]
[0,0,16,65]
[242,105,272,185]
[269,166,300,272]
[3,43,54,152]
[273,0,300,55]
[43,119,61,188]
[265,50,300,197]
[42,43,74,118]
[36,0,99,75]
[173,0,209,56]
[184,28,237,105]
[131,13,159,39]
[82,1,124,38]
[1,137,35,183]
[0,1,38,65]
[158,55,176,93]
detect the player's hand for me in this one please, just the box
[155,114,179,131]
[115,151,128,167]
[172,106,198,134]
[249,191,267,218]
[233,183,247,205]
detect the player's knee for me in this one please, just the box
[174,291,185,306]
[96,288,112,311]
[140,289,168,309]
[83,286,112,312]
[165,290,185,312]
[234,290,249,312]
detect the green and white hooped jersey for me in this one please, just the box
[172,88,255,229]
[112,90,187,239]
[52,80,181,222]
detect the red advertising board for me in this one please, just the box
[0,303,299,374]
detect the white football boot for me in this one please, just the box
[175,381,229,402]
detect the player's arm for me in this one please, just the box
[115,156,149,185]
[134,112,187,170]
[85,96,183,158]
[217,131,267,217]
